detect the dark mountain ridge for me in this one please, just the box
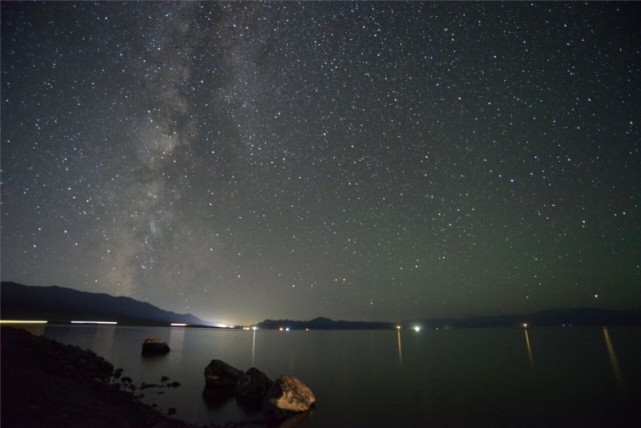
[1,281,208,326]
[406,307,641,329]
[256,308,641,330]
[256,316,396,330]
[3,281,640,329]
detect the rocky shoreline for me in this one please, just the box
[0,327,267,428]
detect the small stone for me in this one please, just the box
[140,382,159,390]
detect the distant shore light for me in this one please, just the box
[413,326,421,332]
[171,323,187,327]
[70,321,117,325]
[0,320,48,324]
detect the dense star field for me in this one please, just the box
[2,2,640,325]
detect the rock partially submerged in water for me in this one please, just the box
[141,336,170,355]
[267,375,316,415]
[235,367,273,401]
[203,359,315,421]
[204,359,242,387]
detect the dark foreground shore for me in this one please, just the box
[1,326,195,428]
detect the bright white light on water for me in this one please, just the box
[171,323,187,327]
[522,323,528,328]
[71,321,117,325]
[252,326,258,331]
[413,326,421,332]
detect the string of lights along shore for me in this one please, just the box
[2,2,639,325]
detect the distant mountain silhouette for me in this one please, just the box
[4,281,639,329]
[255,316,396,330]
[255,308,641,330]
[1,282,208,326]
[405,307,641,329]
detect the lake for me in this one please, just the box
[39,325,641,427]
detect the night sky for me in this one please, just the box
[2,2,640,325]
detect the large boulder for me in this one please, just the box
[235,367,273,401]
[141,337,170,355]
[267,375,315,414]
[204,359,242,387]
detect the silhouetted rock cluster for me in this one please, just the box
[203,359,316,421]
[1,327,191,428]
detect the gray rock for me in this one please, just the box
[267,375,316,414]
[204,359,242,387]
[141,336,170,355]
[235,367,273,401]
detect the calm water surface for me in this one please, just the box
[41,325,641,427]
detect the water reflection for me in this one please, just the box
[602,327,625,393]
[251,329,257,366]
[202,385,234,409]
[396,327,403,366]
[92,325,116,353]
[169,325,186,364]
[524,328,533,367]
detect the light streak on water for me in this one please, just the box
[396,327,403,366]
[603,327,625,394]
[524,329,533,367]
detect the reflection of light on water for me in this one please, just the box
[251,328,256,365]
[603,327,625,393]
[169,324,186,363]
[524,329,533,367]
[92,325,116,353]
[396,327,403,366]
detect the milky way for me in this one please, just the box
[2,2,640,324]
